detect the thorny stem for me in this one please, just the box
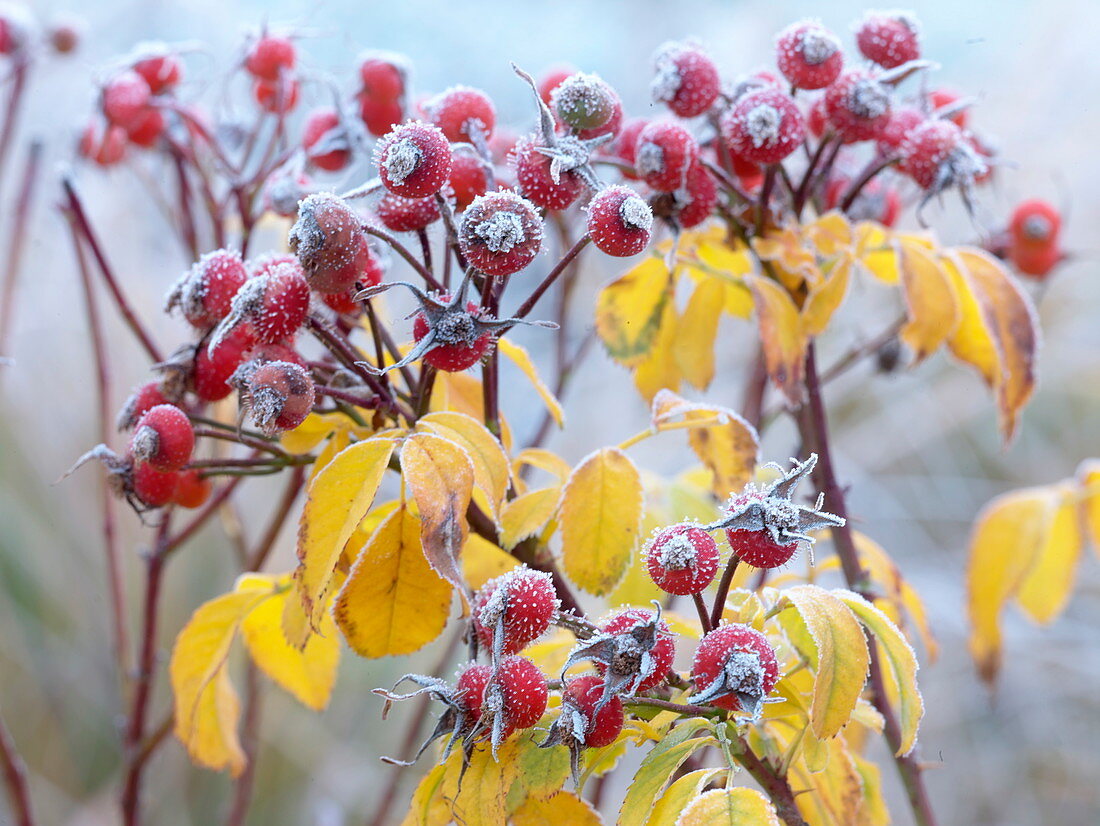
[0,708,35,826]
[61,178,163,363]
[793,135,836,217]
[839,154,901,213]
[67,201,132,690]
[363,223,443,292]
[733,738,809,826]
[0,140,41,358]
[799,343,938,826]
[692,592,714,634]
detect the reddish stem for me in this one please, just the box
[0,709,35,826]
[0,140,41,357]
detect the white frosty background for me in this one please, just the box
[1,0,1098,823]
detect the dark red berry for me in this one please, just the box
[559,676,624,747]
[166,249,249,329]
[722,88,805,165]
[376,121,452,198]
[587,186,653,257]
[131,462,180,508]
[424,86,495,144]
[358,52,407,102]
[173,469,212,509]
[471,567,559,658]
[855,11,921,69]
[303,108,351,172]
[598,608,676,692]
[689,623,779,714]
[192,326,254,402]
[242,360,315,435]
[117,381,170,431]
[245,34,296,81]
[412,301,493,372]
[377,192,441,233]
[634,121,698,192]
[824,70,892,143]
[448,145,490,211]
[289,192,369,293]
[102,71,153,130]
[512,134,585,211]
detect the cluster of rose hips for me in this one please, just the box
[379,456,839,774]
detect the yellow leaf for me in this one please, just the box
[852,753,890,826]
[966,487,1057,684]
[753,226,819,286]
[513,791,602,826]
[417,411,511,521]
[692,240,754,318]
[746,274,806,406]
[854,222,899,284]
[497,337,565,429]
[676,788,781,826]
[294,436,395,629]
[651,390,759,500]
[513,448,572,484]
[791,736,864,826]
[501,486,561,550]
[610,507,667,608]
[308,427,349,482]
[833,590,923,756]
[170,589,270,775]
[400,431,474,603]
[334,506,452,658]
[674,278,725,390]
[513,729,572,800]
[897,241,960,361]
[442,741,519,826]
[645,769,724,826]
[805,211,853,259]
[280,412,342,454]
[781,585,870,741]
[463,532,519,590]
[237,575,339,711]
[1015,483,1083,624]
[801,256,852,337]
[596,257,674,366]
[632,301,681,402]
[560,447,644,596]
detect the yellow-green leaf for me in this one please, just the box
[646,768,724,826]
[441,741,519,826]
[632,300,681,402]
[834,590,923,756]
[497,337,565,429]
[898,241,959,361]
[746,273,805,406]
[677,788,781,826]
[674,277,725,390]
[514,728,572,800]
[170,589,270,775]
[400,431,474,603]
[966,487,1057,684]
[513,791,602,825]
[334,506,451,657]
[294,436,395,629]
[417,411,511,521]
[781,585,870,740]
[560,447,644,596]
[500,486,561,550]
[618,720,711,825]
[237,575,339,711]
[1078,460,1100,558]
[596,257,673,366]
[400,762,449,826]
[855,222,899,284]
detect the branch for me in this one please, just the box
[0,709,35,826]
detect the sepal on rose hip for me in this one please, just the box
[353,271,556,375]
[687,623,780,718]
[706,454,844,568]
[559,601,674,712]
[539,675,624,782]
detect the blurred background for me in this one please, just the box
[1,0,1098,823]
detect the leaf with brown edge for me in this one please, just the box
[237,574,339,711]
[497,337,565,429]
[596,257,673,366]
[677,788,781,826]
[417,411,510,522]
[293,436,396,630]
[1015,482,1083,625]
[513,791,602,826]
[898,240,960,361]
[959,248,1040,440]
[801,254,853,337]
[651,390,760,500]
[400,431,474,608]
[966,487,1058,685]
[170,588,272,775]
[746,273,806,406]
[674,277,724,390]
[779,585,870,741]
[334,506,451,658]
[560,447,644,596]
